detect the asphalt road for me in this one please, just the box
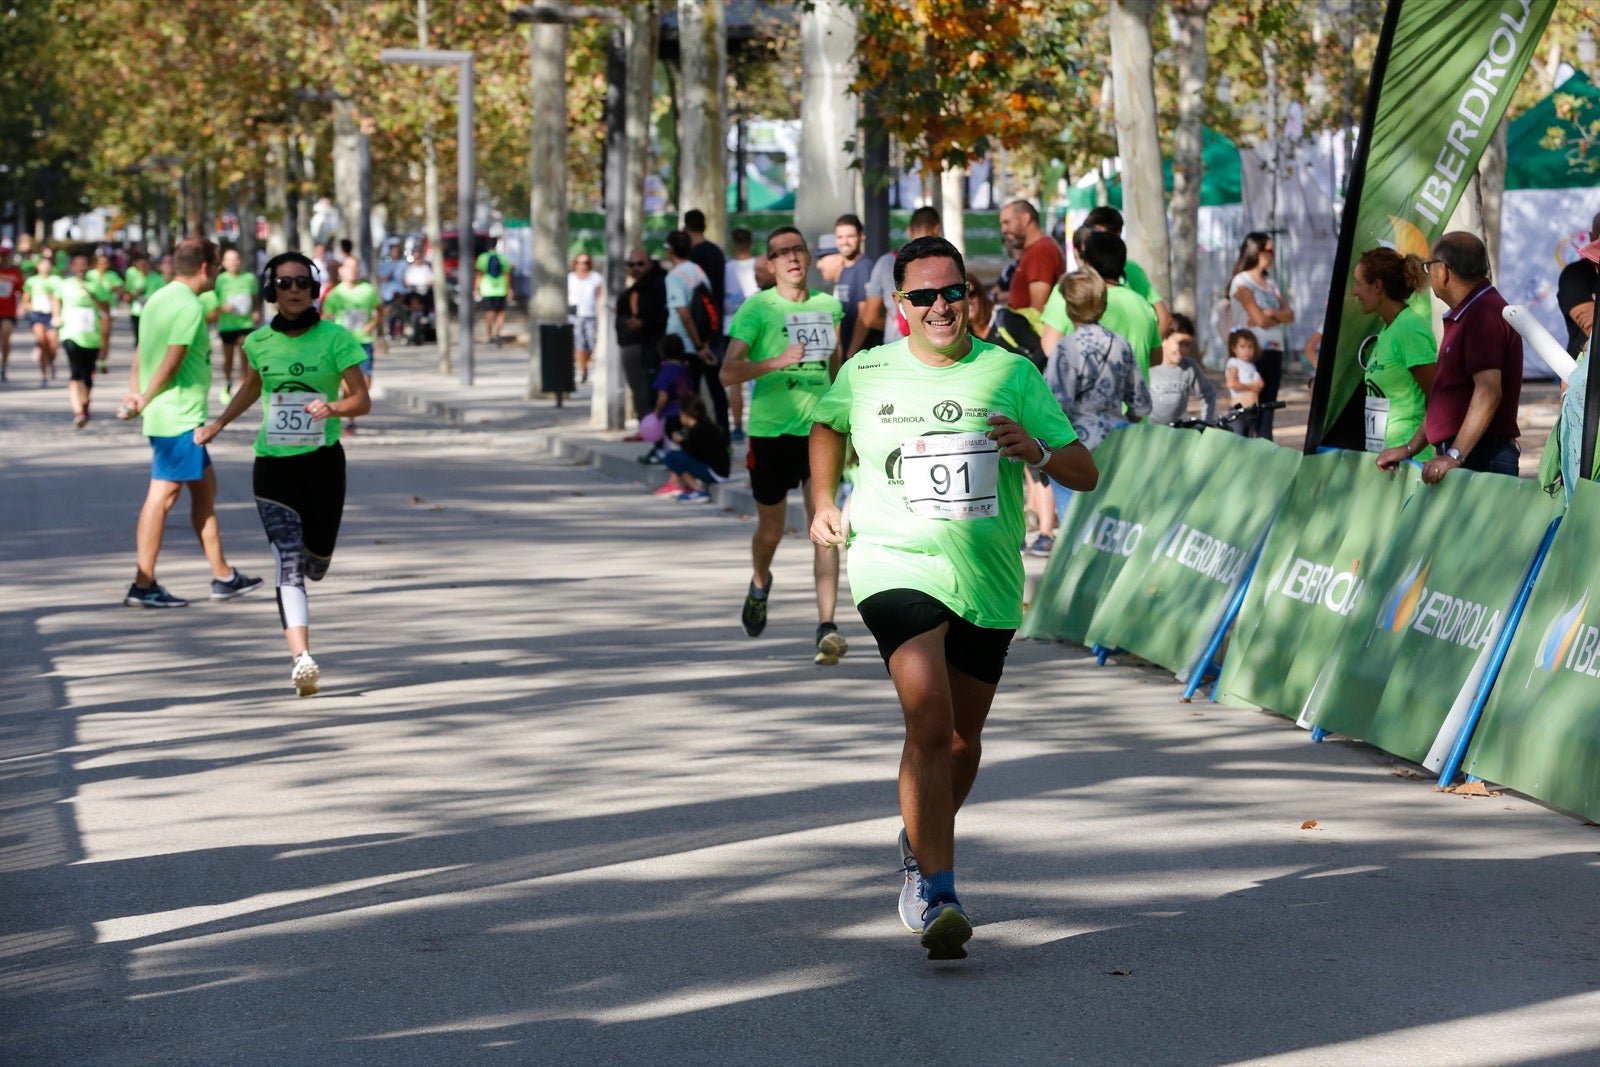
[2,350,1599,1066]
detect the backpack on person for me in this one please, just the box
[990,307,1047,370]
[485,252,504,279]
[689,277,720,341]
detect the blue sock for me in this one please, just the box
[922,868,956,904]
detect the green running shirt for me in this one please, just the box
[811,337,1079,628]
[243,320,367,457]
[727,287,844,438]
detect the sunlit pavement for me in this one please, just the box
[2,328,1598,1066]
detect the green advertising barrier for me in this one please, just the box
[1304,471,1558,763]
[1084,433,1301,675]
[1217,451,1420,717]
[1020,424,1207,646]
[1463,480,1600,821]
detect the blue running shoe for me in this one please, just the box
[898,828,923,932]
[920,896,972,960]
[124,582,188,609]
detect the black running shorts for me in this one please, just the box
[856,588,1015,685]
[746,433,811,507]
[63,340,99,384]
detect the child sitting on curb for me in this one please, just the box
[656,394,730,502]
[640,335,694,465]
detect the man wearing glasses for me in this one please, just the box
[719,227,847,665]
[1377,232,1523,483]
[118,238,261,609]
[807,236,1097,959]
[616,248,667,423]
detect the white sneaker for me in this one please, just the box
[898,827,923,932]
[291,652,320,697]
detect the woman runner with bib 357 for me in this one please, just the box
[195,252,369,697]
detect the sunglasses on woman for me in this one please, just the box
[896,283,969,307]
[273,275,316,291]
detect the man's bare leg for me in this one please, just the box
[186,467,233,579]
[134,480,183,587]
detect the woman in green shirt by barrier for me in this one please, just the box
[1353,247,1436,460]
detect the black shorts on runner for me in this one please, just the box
[220,328,252,346]
[746,433,811,506]
[63,340,99,384]
[480,295,506,312]
[857,589,1015,685]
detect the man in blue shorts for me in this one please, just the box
[809,236,1098,959]
[118,238,261,608]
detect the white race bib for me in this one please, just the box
[833,283,850,304]
[64,306,98,338]
[785,311,837,363]
[342,309,367,333]
[901,432,1001,520]
[266,393,323,447]
[131,299,145,315]
[1364,395,1390,453]
[228,293,251,315]
[0,279,13,299]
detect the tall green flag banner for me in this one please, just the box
[1084,434,1301,675]
[1021,425,1212,646]
[1304,471,1557,763]
[1464,480,1600,822]
[1217,451,1420,717]
[1304,0,1557,449]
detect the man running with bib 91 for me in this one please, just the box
[720,226,849,665]
[809,236,1098,960]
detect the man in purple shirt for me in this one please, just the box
[1377,232,1521,483]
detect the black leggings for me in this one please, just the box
[1256,348,1283,439]
[253,444,346,629]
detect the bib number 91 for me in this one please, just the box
[901,432,1000,520]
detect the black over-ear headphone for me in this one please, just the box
[260,252,318,304]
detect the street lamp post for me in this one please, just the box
[379,48,477,386]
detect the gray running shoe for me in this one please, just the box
[920,897,972,960]
[898,828,923,932]
[210,569,264,601]
[814,622,848,666]
[291,652,321,697]
[124,583,188,609]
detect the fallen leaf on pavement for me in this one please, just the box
[1436,781,1504,797]
[408,496,424,505]
[427,504,447,511]
[1389,767,1428,780]
[1104,968,1133,976]
[1300,819,1320,830]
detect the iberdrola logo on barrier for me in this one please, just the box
[1537,592,1591,674]
[1380,558,1432,633]
[1374,557,1501,650]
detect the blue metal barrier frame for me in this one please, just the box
[1434,515,1564,788]
[1180,549,1263,703]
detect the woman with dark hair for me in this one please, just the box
[1352,247,1435,458]
[195,251,371,697]
[1227,232,1293,439]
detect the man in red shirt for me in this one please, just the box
[999,200,1065,318]
[0,240,23,382]
[1377,232,1522,483]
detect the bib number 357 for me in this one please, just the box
[901,432,1000,520]
[266,393,323,447]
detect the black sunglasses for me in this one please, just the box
[896,283,968,307]
[273,275,315,291]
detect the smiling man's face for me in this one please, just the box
[900,256,969,358]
